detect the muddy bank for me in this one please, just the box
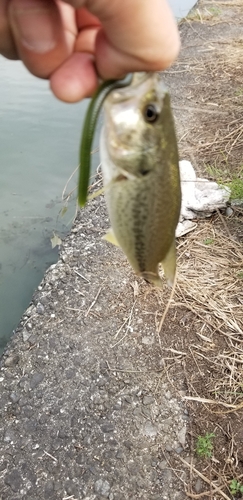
[0,1,243,499]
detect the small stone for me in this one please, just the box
[226,206,233,216]
[4,355,20,367]
[29,373,45,389]
[24,419,37,433]
[25,305,35,316]
[165,444,173,452]
[175,446,183,454]
[76,453,85,465]
[143,395,154,405]
[65,369,76,379]
[4,469,22,492]
[116,450,124,460]
[58,429,69,439]
[0,460,7,471]
[113,401,122,410]
[124,440,133,450]
[158,460,167,470]
[101,422,115,433]
[44,479,55,498]
[195,478,203,493]
[28,335,37,346]
[177,425,187,447]
[144,421,157,437]
[94,479,111,498]
[36,303,45,315]
[23,330,31,342]
[39,295,49,305]
[65,479,78,496]
[141,336,154,345]
[18,397,28,407]
[165,391,172,400]
[9,393,20,404]
[142,406,151,418]
[4,429,17,443]
[23,405,34,418]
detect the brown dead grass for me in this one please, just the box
[176,221,243,410]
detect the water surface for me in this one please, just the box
[168,0,197,19]
[0,60,96,352]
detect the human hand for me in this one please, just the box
[1,0,180,102]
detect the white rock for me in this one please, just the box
[177,160,231,236]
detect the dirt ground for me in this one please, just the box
[0,1,243,499]
[162,0,243,497]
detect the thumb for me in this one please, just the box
[9,0,75,78]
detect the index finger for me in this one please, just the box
[76,7,100,29]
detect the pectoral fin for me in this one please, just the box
[102,228,120,247]
[161,240,176,287]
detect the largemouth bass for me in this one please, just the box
[100,72,181,287]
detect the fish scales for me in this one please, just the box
[100,72,181,287]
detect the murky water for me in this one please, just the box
[0,59,101,353]
[168,0,197,19]
[0,0,196,354]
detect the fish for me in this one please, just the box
[100,72,181,287]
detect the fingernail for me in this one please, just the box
[10,0,57,54]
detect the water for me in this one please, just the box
[0,0,196,353]
[0,59,101,353]
[168,0,198,19]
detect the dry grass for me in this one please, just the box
[169,35,243,174]
[155,219,243,499]
[174,222,243,408]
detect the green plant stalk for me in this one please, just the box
[196,432,215,458]
[78,73,133,207]
[229,478,243,495]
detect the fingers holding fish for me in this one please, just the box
[91,0,181,79]
[0,0,180,102]
[6,0,75,78]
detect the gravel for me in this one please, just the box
[0,193,189,499]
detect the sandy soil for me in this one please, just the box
[0,1,243,499]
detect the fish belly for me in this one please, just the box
[105,171,180,285]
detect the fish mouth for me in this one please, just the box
[105,72,158,105]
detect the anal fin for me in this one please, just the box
[102,228,120,247]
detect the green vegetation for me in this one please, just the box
[225,178,243,200]
[186,6,221,22]
[196,432,215,458]
[205,163,228,183]
[235,87,243,97]
[207,6,221,16]
[203,238,214,245]
[205,163,243,201]
[229,478,243,496]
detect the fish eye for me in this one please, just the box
[143,104,159,123]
